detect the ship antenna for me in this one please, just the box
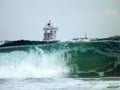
[85,32,88,39]
[48,20,51,26]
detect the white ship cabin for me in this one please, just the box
[72,33,90,42]
[43,20,58,41]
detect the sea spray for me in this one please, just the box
[0,46,70,78]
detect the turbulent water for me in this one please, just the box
[0,41,120,90]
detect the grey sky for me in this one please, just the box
[0,0,120,41]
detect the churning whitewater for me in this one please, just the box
[0,47,69,78]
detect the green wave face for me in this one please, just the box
[0,41,120,78]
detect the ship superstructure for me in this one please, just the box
[43,21,58,41]
[72,32,90,42]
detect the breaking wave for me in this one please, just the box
[0,41,120,78]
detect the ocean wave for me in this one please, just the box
[0,41,120,78]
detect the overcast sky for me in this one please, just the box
[0,0,120,41]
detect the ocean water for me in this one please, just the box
[0,41,120,90]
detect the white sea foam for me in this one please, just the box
[0,48,70,78]
[1,78,120,90]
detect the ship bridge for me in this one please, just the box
[43,21,58,41]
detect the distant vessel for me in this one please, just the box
[72,33,90,42]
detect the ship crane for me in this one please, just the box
[43,20,58,41]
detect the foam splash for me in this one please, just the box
[0,47,70,78]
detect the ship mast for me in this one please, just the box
[43,20,58,41]
[85,32,88,39]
